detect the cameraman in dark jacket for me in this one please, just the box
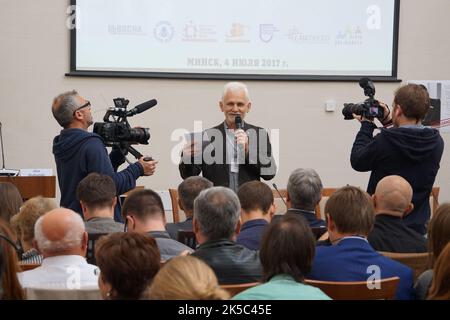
[52,90,157,222]
[350,84,444,235]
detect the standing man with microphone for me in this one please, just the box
[51,90,158,222]
[179,82,277,192]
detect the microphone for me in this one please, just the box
[272,183,287,208]
[126,99,157,117]
[235,115,243,130]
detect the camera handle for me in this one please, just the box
[125,145,153,162]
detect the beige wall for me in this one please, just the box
[1,0,448,203]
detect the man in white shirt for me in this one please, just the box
[18,208,98,289]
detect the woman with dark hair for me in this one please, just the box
[95,232,161,300]
[233,216,330,300]
[428,242,450,300]
[415,203,450,299]
[0,182,23,223]
[0,220,25,299]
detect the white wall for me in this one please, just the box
[1,0,449,203]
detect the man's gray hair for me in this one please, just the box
[51,90,80,128]
[193,187,240,240]
[222,82,250,101]
[287,168,323,211]
[34,210,85,254]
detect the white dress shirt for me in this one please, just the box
[17,255,99,289]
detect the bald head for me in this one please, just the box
[374,175,413,217]
[35,208,87,256]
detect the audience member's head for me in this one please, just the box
[373,175,414,217]
[95,232,160,299]
[121,189,166,232]
[238,181,275,223]
[260,216,315,283]
[34,208,88,258]
[0,182,23,224]
[0,220,24,299]
[287,168,322,211]
[428,203,450,264]
[10,196,57,253]
[146,256,229,300]
[178,176,213,217]
[76,173,117,220]
[325,186,375,243]
[193,187,241,244]
[428,242,450,300]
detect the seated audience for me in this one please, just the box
[192,187,262,284]
[122,189,193,261]
[234,216,330,300]
[0,182,23,223]
[166,176,213,239]
[10,196,57,264]
[17,208,98,289]
[284,168,326,227]
[236,181,275,250]
[0,220,25,299]
[146,255,229,300]
[368,175,427,253]
[76,173,124,233]
[415,203,450,299]
[427,242,450,300]
[95,232,160,300]
[308,186,415,300]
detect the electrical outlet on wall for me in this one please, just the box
[325,99,336,112]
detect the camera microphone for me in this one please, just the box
[126,99,157,117]
[235,115,243,130]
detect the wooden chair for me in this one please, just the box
[26,287,102,300]
[379,251,432,282]
[86,233,108,265]
[169,188,182,223]
[19,263,41,272]
[220,282,260,298]
[315,188,338,220]
[177,230,197,250]
[305,277,399,300]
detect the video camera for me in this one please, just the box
[93,98,157,159]
[342,78,384,121]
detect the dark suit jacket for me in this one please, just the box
[192,239,262,284]
[368,214,427,253]
[284,208,327,228]
[179,122,276,187]
[308,237,415,300]
[166,217,193,240]
[236,219,269,250]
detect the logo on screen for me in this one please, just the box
[154,21,174,43]
[259,24,279,43]
[226,23,250,43]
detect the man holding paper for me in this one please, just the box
[179,82,276,192]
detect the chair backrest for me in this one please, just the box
[177,230,197,250]
[169,188,184,223]
[272,188,288,215]
[378,251,432,282]
[305,277,399,300]
[19,263,41,272]
[315,188,338,220]
[26,287,102,300]
[430,186,439,218]
[220,282,260,297]
[86,233,109,265]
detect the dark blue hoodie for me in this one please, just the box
[351,121,444,234]
[52,128,143,222]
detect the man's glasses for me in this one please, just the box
[73,101,91,116]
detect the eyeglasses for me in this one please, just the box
[73,101,91,116]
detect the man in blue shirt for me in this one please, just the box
[236,181,275,250]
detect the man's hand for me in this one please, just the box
[235,129,249,154]
[138,157,158,176]
[182,141,201,158]
[378,102,392,126]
